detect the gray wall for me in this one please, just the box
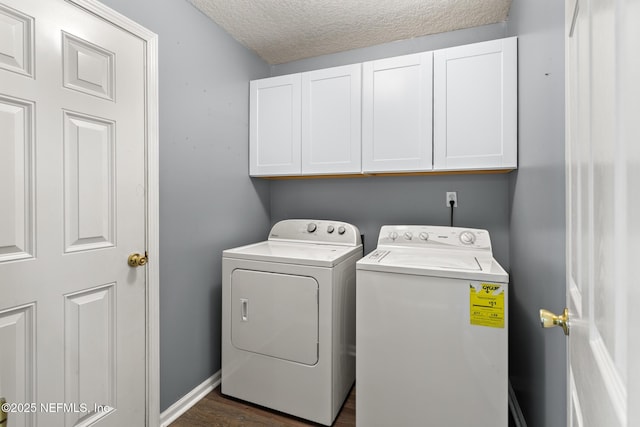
[95,0,567,422]
[506,0,566,426]
[270,175,510,267]
[97,0,271,411]
[270,24,512,270]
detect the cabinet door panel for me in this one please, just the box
[433,37,517,170]
[250,74,301,176]
[302,64,361,174]
[362,52,433,172]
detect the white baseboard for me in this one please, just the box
[160,371,221,427]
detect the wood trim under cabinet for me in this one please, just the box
[260,169,514,180]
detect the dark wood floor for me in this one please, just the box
[170,386,355,427]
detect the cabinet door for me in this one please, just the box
[301,64,361,174]
[250,74,301,176]
[433,37,517,170]
[362,52,433,172]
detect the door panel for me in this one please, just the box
[0,3,34,77]
[63,111,116,252]
[62,32,115,101]
[0,95,34,262]
[64,284,116,425]
[0,304,35,427]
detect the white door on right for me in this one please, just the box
[563,0,640,425]
[433,37,517,171]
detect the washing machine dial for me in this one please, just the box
[404,232,413,240]
[327,225,335,234]
[307,223,317,233]
[459,231,476,245]
[419,232,429,241]
[389,231,398,241]
[337,226,346,235]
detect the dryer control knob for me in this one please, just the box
[337,226,346,235]
[460,231,476,245]
[307,223,317,233]
[327,225,335,234]
[389,231,398,241]
[419,232,429,241]
[404,232,413,240]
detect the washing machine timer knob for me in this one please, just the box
[307,223,317,233]
[327,225,335,233]
[404,232,413,240]
[337,226,346,235]
[459,231,476,245]
[389,231,398,241]
[419,232,429,241]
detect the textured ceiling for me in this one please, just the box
[187,0,512,65]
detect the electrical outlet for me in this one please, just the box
[446,192,458,208]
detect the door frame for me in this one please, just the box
[65,0,160,424]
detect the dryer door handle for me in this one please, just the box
[240,298,249,321]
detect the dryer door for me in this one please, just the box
[231,270,319,365]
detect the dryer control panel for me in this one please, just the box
[269,219,361,246]
[377,225,492,252]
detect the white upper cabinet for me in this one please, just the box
[433,37,517,171]
[250,65,361,176]
[249,37,517,177]
[301,64,362,174]
[250,74,301,176]
[362,52,433,172]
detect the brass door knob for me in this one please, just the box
[539,307,569,336]
[128,252,148,267]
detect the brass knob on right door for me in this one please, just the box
[539,307,570,336]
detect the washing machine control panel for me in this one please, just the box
[378,225,491,252]
[269,219,361,246]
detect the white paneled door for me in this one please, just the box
[563,0,640,425]
[0,0,150,425]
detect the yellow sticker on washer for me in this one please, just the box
[470,283,505,328]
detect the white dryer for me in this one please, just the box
[356,225,509,427]
[221,219,362,426]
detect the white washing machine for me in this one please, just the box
[221,219,362,426]
[356,225,508,427]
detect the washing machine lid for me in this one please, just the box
[357,248,508,282]
[223,240,362,267]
